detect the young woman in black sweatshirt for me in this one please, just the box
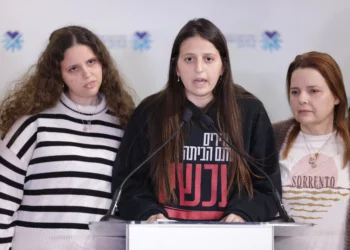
[112,18,281,222]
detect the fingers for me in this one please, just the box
[156,214,168,220]
[146,214,158,222]
[146,213,168,222]
[220,213,245,223]
[148,213,245,222]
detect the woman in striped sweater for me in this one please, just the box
[0,26,134,250]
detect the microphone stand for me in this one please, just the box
[200,113,294,223]
[101,109,193,221]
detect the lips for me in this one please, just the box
[194,78,207,84]
[84,81,96,89]
[298,110,312,114]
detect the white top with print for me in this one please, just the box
[276,131,349,250]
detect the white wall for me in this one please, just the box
[1,0,349,122]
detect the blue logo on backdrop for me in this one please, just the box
[132,32,151,51]
[260,31,282,52]
[2,31,23,52]
[225,34,256,49]
[100,35,127,49]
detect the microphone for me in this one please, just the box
[199,113,295,223]
[101,108,193,221]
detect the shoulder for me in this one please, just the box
[272,118,295,137]
[132,92,164,119]
[3,102,61,146]
[234,85,266,115]
[237,96,264,113]
[2,113,40,155]
[235,91,269,127]
[272,118,295,152]
[233,89,275,146]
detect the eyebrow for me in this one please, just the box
[180,53,218,57]
[63,57,97,70]
[290,85,320,89]
[66,64,78,69]
[87,56,97,61]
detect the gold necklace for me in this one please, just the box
[302,131,333,168]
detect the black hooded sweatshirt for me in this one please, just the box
[112,91,282,222]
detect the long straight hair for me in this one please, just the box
[283,51,350,167]
[148,18,253,203]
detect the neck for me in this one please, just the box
[67,92,100,106]
[300,122,335,135]
[186,93,213,108]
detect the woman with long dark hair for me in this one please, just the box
[113,18,281,222]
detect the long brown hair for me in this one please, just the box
[283,51,350,167]
[0,26,134,137]
[148,18,253,203]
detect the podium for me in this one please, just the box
[87,218,313,250]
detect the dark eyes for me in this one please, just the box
[184,57,214,62]
[68,59,96,72]
[290,89,319,95]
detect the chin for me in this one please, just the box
[86,86,100,94]
[296,117,315,125]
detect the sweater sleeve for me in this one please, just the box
[224,101,282,222]
[272,118,295,152]
[0,116,37,249]
[112,104,167,221]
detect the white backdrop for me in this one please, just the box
[1,0,349,122]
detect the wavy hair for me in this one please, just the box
[0,26,134,137]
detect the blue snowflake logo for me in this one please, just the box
[132,32,151,51]
[2,31,24,52]
[260,31,281,52]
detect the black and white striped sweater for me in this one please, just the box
[0,93,123,250]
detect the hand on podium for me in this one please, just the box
[220,213,245,223]
[147,213,168,222]
[146,213,245,223]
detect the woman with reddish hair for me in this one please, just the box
[274,51,350,249]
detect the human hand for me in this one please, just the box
[146,213,168,222]
[220,213,245,222]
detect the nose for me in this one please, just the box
[81,66,92,79]
[195,60,203,73]
[298,91,308,104]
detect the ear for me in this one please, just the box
[220,65,224,76]
[334,97,340,105]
